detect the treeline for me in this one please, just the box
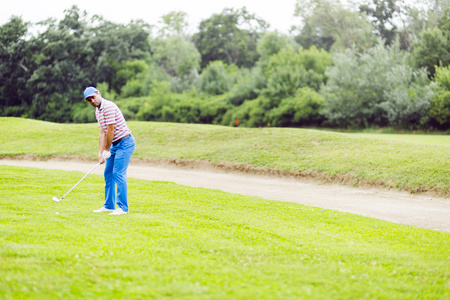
[1,0,450,130]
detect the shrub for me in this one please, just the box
[263,46,332,102]
[198,61,235,95]
[428,91,450,129]
[321,41,434,129]
[71,102,96,123]
[225,68,264,106]
[267,87,325,127]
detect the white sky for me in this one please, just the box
[1,0,300,34]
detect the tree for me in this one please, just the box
[0,16,36,116]
[428,65,450,129]
[25,6,152,121]
[27,7,94,121]
[192,7,268,69]
[157,11,189,39]
[413,27,450,78]
[293,0,375,51]
[360,0,398,45]
[198,61,235,95]
[151,35,201,77]
[321,41,434,128]
[256,31,299,59]
[89,17,151,92]
[263,46,332,103]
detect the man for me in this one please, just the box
[83,86,135,215]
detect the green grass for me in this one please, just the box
[0,165,449,299]
[1,117,449,195]
[352,133,450,146]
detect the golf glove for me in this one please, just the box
[102,150,111,160]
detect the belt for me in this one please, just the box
[112,134,132,146]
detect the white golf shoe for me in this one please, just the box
[110,207,128,215]
[93,207,114,213]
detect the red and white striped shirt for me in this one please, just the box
[95,98,131,143]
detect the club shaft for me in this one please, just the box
[60,163,100,200]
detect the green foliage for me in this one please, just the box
[120,78,146,98]
[428,65,450,129]
[267,87,325,127]
[224,68,265,106]
[428,91,450,129]
[96,82,118,101]
[112,59,147,94]
[192,7,268,69]
[157,11,189,37]
[120,81,230,124]
[151,35,201,77]
[256,31,299,59]
[380,66,435,127]
[434,64,450,90]
[221,96,269,127]
[198,61,235,95]
[0,16,35,111]
[359,0,398,46]
[263,46,332,102]
[135,81,174,121]
[2,3,450,130]
[71,102,96,123]
[413,27,450,78]
[293,0,375,51]
[169,70,199,94]
[321,41,434,129]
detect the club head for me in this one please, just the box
[52,196,61,202]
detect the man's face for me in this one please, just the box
[85,92,101,107]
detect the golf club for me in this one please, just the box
[52,162,101,202]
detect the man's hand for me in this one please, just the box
[102,150,111,160]
[98,150,111,164]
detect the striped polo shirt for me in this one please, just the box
[95,98,131,143]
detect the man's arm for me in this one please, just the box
[105,124,114,151]
[98,124,114,164]
[98,127,106,164]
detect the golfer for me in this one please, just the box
[83,86,135,215]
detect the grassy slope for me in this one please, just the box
[1,117,449,194]
[0,166,449,299]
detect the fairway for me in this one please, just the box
[1,165,449,299]
[1,118,449,196]
[350,133,450,146]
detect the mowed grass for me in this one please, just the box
[1,117,449,195]
[0,165,449,299]
[352,133,450,146]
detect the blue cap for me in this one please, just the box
[83,86,98,99]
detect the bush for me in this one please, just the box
[225,68,264,106]
[71,102,96,123]
[428,91,450,129]
[198,61,235,95]
[434,65,450,90]
[1,105,29,117]
[321,41,434,129]
[267,87,325,127]
[263,46,332,102]
[222,96,269,127]
[379,66,434,128]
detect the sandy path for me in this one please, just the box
[1,159,449,233]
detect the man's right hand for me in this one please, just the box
[98,150,111,164]
[98,153,105,164]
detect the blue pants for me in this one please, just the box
[103,135,135,212]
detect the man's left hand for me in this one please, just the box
[102,150,111,160]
